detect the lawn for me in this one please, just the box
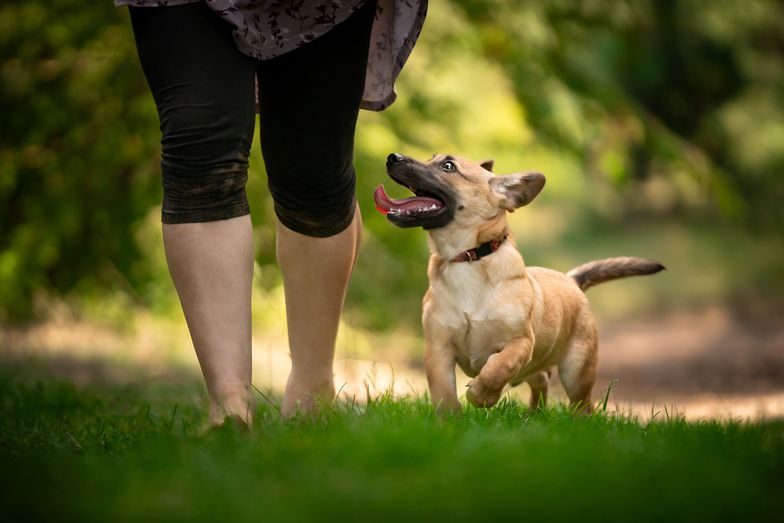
[1,372,782,523]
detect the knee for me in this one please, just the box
[161,166,250,224]
[265,154,357,237]
[159,103,254,224]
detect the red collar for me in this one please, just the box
[450,233,508,263]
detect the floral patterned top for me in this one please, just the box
[115,0,427,111]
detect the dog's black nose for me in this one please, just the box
[387,153,406,165]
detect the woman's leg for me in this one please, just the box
[257,0,376,416]
[163,217,254,426]
[275,208,362,415]
[129,4,257,426]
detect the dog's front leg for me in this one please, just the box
[466,333,534,408]
[424,344,461,413]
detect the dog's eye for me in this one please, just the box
[441,161,456,172]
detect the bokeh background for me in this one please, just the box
[2,0,783,418]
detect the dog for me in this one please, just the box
[374,153,664,412]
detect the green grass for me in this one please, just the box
[1,373,782,523]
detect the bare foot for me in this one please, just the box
[281,374,336,418]
[206,413,252,434]
[208,392,254,428]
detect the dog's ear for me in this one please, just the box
[489,172,545,212]
[480,159,494,172]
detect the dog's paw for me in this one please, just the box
[466,379,503,408]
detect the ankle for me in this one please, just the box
[208,384,254,426]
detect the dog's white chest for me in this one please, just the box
[456,312,518,376]
[427,265,528,376]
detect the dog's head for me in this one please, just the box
[374,153,545,231]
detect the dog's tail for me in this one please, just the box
[567,257,665,291]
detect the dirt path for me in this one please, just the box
[591,307,784,419]
[2,306,783,420]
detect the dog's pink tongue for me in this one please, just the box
[373,185,393,215]
[373,185,443,216]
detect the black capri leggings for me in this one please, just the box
[128,0,375,237]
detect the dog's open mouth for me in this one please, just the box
[374,154,456,229]
[373,185,446,218]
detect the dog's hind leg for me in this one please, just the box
[526,367,553,411]
[558,322,598,414]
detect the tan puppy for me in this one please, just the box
[374,153,663,412]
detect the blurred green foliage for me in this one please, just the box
[1,1,162,319]
[448,0,784,227]
[1,0,783,323]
